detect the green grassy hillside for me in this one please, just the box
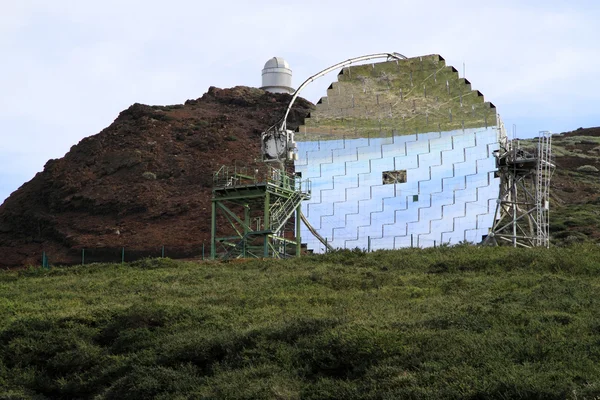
[518,129,600,245]
[2,246,600,399]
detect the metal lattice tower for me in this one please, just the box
[484,131,554,247]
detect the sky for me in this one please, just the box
[1,0,599,205]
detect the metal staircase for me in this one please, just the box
[269,191,304,233]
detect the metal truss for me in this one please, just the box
[484,131,554,247]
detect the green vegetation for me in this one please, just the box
[142,171,157,180]
[517,134,600,245]
[2,246,600,399]
[551,135,600,158]
[577,165,599,173]
[551,203,600,244]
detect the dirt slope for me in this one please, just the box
[0,86,312,267]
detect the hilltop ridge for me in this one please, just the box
[0,86,312,267]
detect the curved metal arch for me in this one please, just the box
[279,52,408,132]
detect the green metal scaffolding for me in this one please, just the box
[210,164,310,260]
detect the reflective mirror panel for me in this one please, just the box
[294,55,503,251]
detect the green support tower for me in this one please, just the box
[210,164,310,259]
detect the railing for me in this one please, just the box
[213,163,311,195]
[505,141,537,165]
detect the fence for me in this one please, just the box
[37,244,208,269]
[35,234,469,268]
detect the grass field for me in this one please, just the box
[2,245,600,399]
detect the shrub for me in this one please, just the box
[151,112,174,122]
[194,120,209,128]
[102,364,201,400]
[142,172,157,180]
[577,165,599,173]
[189,136,218,151]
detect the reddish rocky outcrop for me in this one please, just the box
[0,86,312,267]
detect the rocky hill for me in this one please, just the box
[546,127,600,244]
[0,87,312,267]
[0,85,598,267]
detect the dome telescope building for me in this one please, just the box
[260,57,294,94]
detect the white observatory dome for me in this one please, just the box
[260,57,294,94]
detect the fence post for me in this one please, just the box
[121,247,125,264]
[161,246,165,258]
[202,243,205,260]
[42,252,46,269]
[368,236,371,253]
[434,240,437,248]
[411,234,414,248]
[82,249,85,265]
[325,238,328,253]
